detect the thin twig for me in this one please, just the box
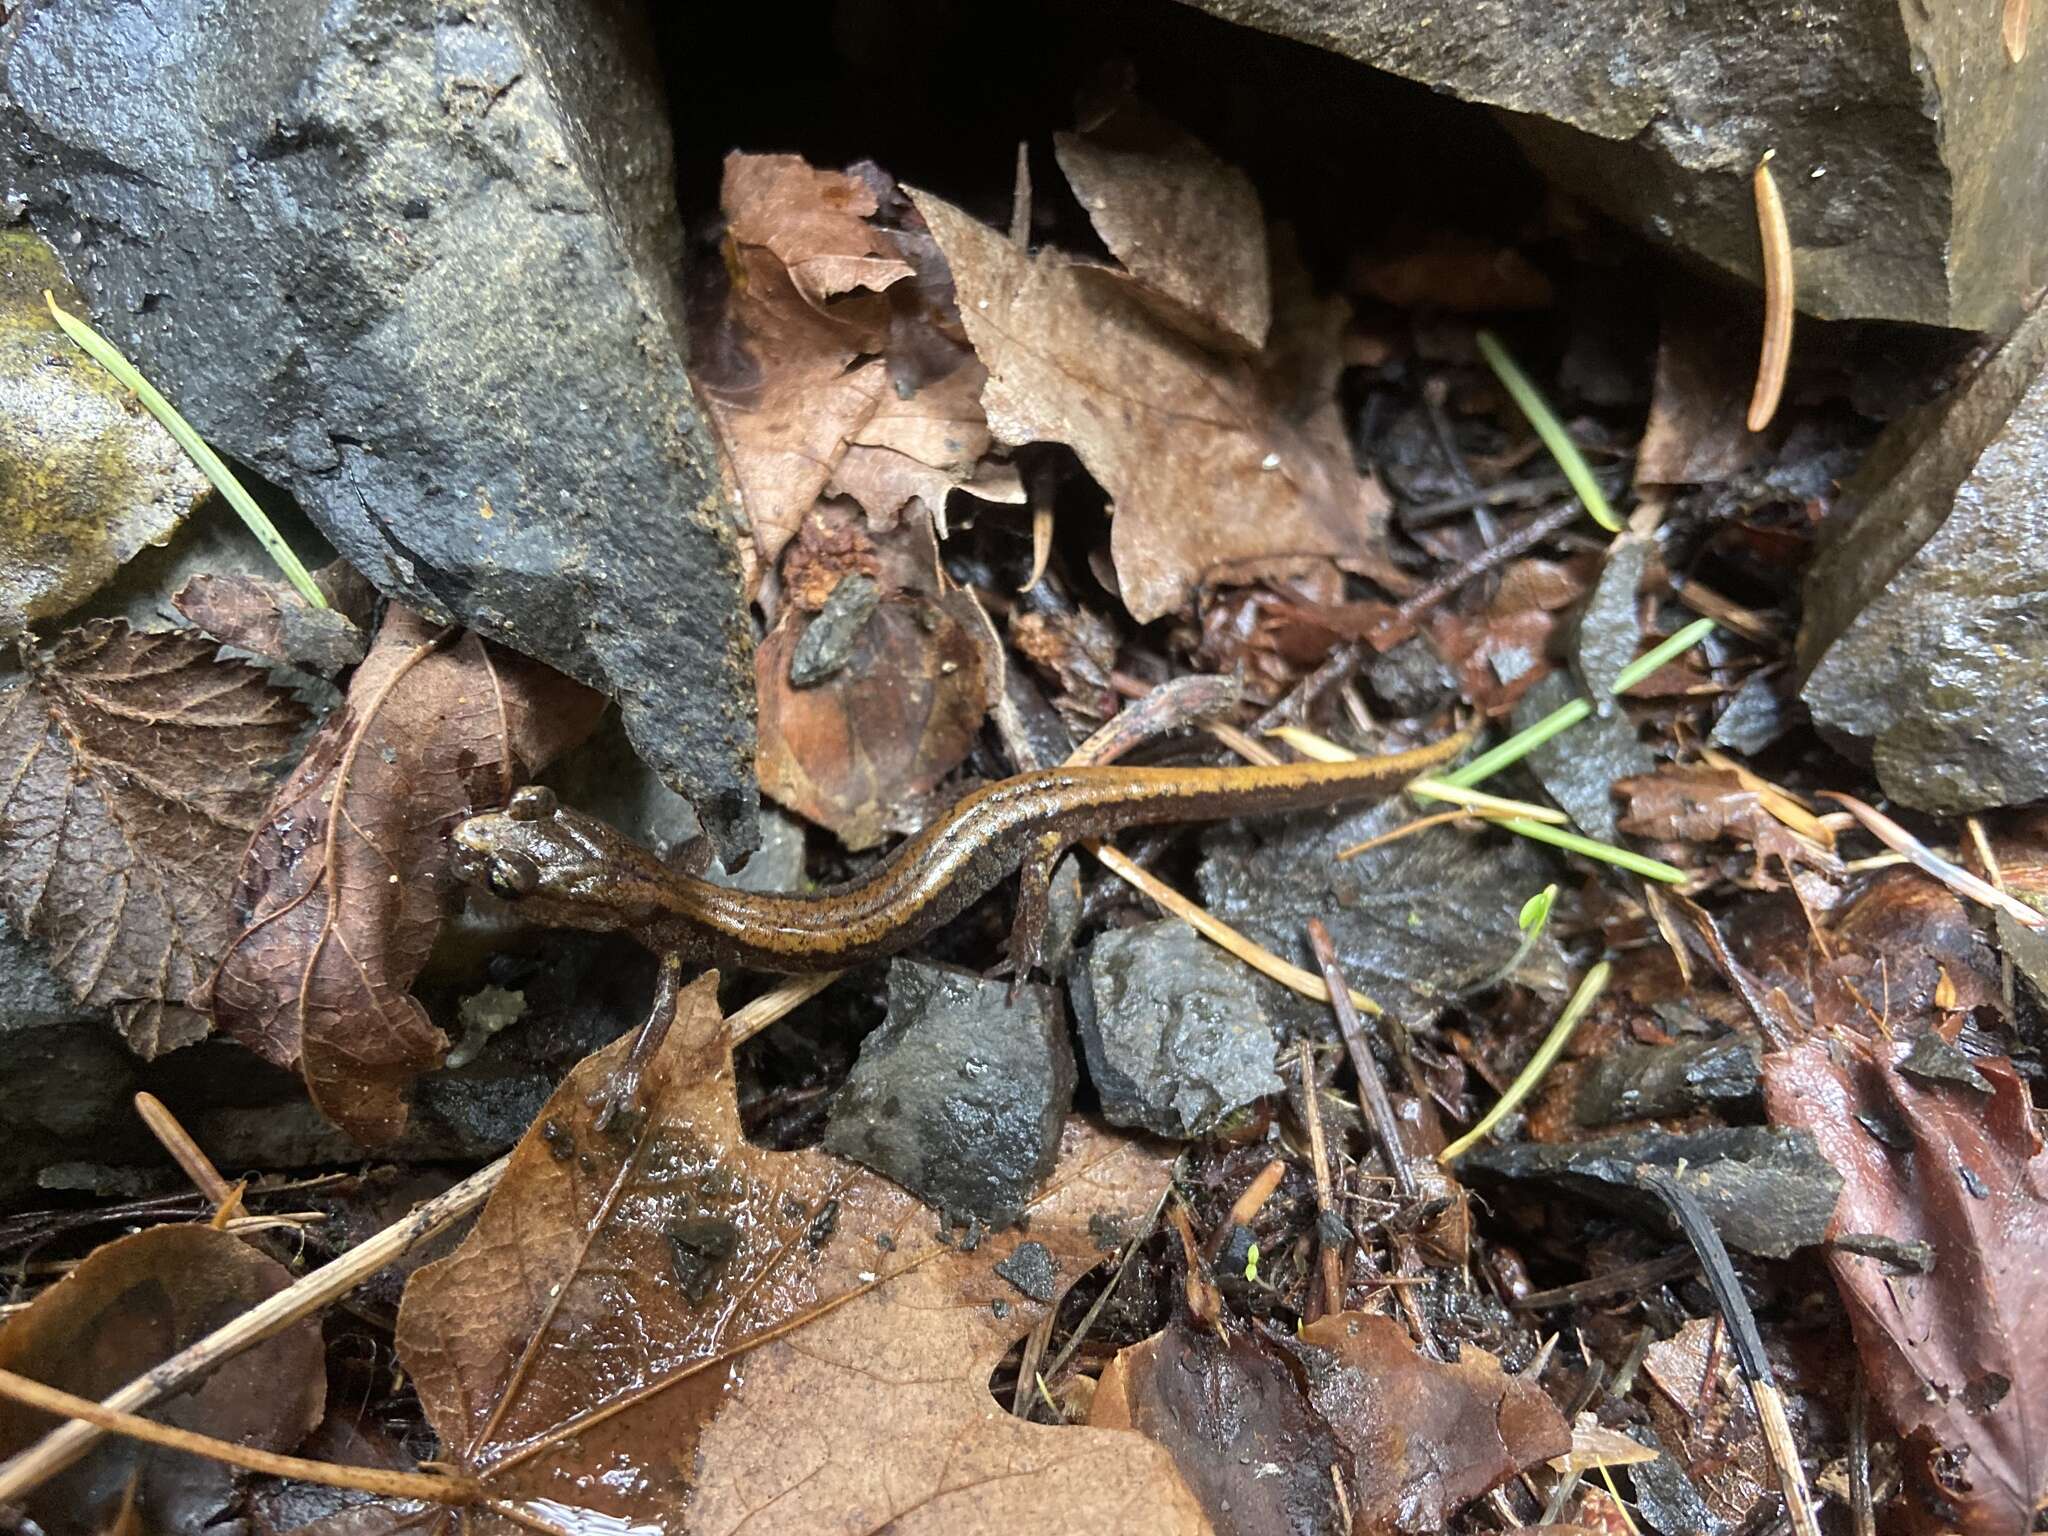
[0,1367,478,1505]
[1296,1040,1346,1318]
[1636,1166,1821,1536]
[1372,500,1582,649]
[1308,920,1417,1201]
[132,1093,233,1209]
[1823,792,2045,929]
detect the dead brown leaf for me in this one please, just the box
[1764,1038,2048,1536]
[0,1224,325,1536]
[1095,1308,1568,1535]
[1053,100,1271,352]
[307,970,1201,1534]
[914,185,1392,624]
[0,621,306,1055]
[1637,285,1767,487]
[697,153,989,566]
[173,571,367,676]
[757,510,1002,849]
[205,605,601,1143]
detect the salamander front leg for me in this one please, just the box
[595,949,684,1132]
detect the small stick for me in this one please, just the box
[1225,1159,1288,1233]
[1512,1250,1698,1310]
[0,1156,506,1505]
[0,1366,478,1505]
[1371,501,1582,650]
[1636,1167,1821,1536]
[1308,920,1417,1201]
[132,1093,233,1210]
[1037,1177,1173,1387]
[1747,152,1794,432]
[1296,1040,1346,1318]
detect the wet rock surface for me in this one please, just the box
[824,960,1074,1225]
[0,0,758,858]
[1172,0,2048,327]
[1798,303,2048,813]
[1512,671,1653,843]
[1460,1125,1840,1259]
[1200,796,1567,1024]
[1573,1035,1763,1128]
[1069,920,1282,1139]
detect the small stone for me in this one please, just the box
[1511,671,1654,843]
[1069,921,1281,1139]
[994,1240,1059,1303]
[824,960,1074,1225]
[1573,1035,1762,1127]
[1460,1125,1841,1259]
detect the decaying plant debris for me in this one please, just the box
[4,12,2048,1536]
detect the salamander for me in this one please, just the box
[449,726,1472,976]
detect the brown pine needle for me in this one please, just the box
[0,1367,480,1505]
[132,1093,233,1210]
[1337,808,1480,859]
[1747,152,1794,432]
[2006,0,2029,61]
[1085,839,1384,1016]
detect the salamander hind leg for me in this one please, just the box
[1005,831,1068,981]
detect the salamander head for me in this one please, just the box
[451,785,661,932]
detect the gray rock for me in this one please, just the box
[1710,669,1801,756]
[1070,920,1281,1139]
[1171,0,2048,328]
[1573,1035,1762,1127]
[1799,302,2048,812]
[1573,535,1648,701]
[1460,1125,1841,1259]
[1199,795,1568,1025]
[994,1240,1059,1303]
[824,959,1074,1225]
[1367,635,1457,717]
[1512,670,1654,844]
[0,0,758,858]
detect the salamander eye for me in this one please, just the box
[487,849,543,899]
[507,785,558,822]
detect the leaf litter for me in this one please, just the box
[304,969,1201,1535]
[8,55,2048,1536]
[203,604,603,1144]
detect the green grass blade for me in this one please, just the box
[44,292,327,610]
[1439,696,1592,788]
[1476,329,1622,533]
[1498,818,1685,883]
[1610,616,1716,695]
[1440,959,1612,1161]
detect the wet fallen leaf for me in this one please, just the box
[0,229,210,635]
[0,1224,325,1536]
[0,621,306,1055]
[1764,1037,2048,1536]
[697,154,989,565]
[913,182,1392,624]
[1637,284,1769,487]
[308,970,1201,1534]
[1053,98,1271,352]
[205,605,602,1143]
[757,510,1002,849]
[1094,1309,1569,1535]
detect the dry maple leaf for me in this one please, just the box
[697,153,989,566]
[0,1224,325,1536]
[205,605,602,1144]
[0,621,306,1056]
[912,185,1392,624]
[1764,1038,2048,1536]
[304,970,1206,1535]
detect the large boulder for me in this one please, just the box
[1174,0,2048,328]
[0,0,759,856]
